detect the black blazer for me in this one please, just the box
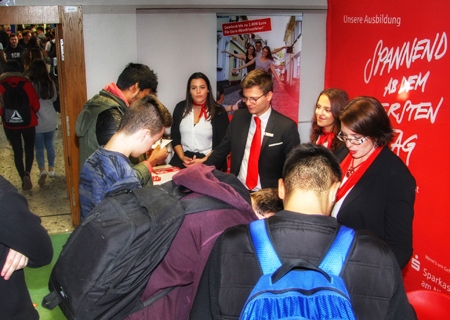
[336,147,416,269]
[171,100,229,150]
[205,108,300,189]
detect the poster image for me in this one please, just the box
[217,15,302,123]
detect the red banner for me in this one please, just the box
[222,18,272,36]
[326,0,450,295]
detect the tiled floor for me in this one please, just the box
[0,115,75,234]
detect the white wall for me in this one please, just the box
[136,12,217,111]
[83,6,138,98]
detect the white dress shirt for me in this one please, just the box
[238,107,272,191]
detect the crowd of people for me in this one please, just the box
[0,24,417,318]
[0,25,59,191]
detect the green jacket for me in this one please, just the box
[76,89,151,186]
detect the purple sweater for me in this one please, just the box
[126,165,257,320]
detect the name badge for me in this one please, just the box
[264,132,274,137]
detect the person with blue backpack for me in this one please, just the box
[190,143,416,320]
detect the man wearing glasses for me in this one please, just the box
[205,69,300,191]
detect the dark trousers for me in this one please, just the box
[169,150,206,169]
[4,126,36,180]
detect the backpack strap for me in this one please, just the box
[319,225,355,276]
[42,290,62,310]
[249,219,282,275]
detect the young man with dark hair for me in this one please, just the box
[205,69,300,190]
[191,144,416,320]
[76,63,168,185]
[4,33,25,71]
[18,30,31,49]
[35,26,46,44]
[79,94,172,219]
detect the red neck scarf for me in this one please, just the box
[335,146,382,202]
[193,101,207,120]
[104,82,130,106]
[316,129,334,148]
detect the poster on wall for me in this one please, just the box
[326,0,449,294]
[216,15,302,123]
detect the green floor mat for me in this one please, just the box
[25,232,71,320]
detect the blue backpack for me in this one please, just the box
[240,219,356,320]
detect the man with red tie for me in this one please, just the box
[205,69,300,191]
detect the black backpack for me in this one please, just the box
[0,81,32,127]
[42,181,234,320]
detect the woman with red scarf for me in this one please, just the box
[331,96,416,269]
[310,88,349,162]
[170,72,229,169]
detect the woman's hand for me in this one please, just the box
[181,155,193,164]
[184,155,206,167]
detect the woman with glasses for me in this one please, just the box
[331,96,416,269]
[310,88,349,161]
[169,72,229,169]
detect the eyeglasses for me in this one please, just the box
[337,131,369,145]
[242,93,266,104]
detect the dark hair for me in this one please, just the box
[28,59,55,100]
[0,50,5,75]
[4,59,22,73]
[255,40,262,46]
[261,45,274,61]
[23,47,44,70]
[282,143,342,197]
[26,36,41,50]
[183,72,220,120]
[246,45,256,59]
[36,26,44,32]
[9,33,17,39]
[310,88,349,152]
[216,84,224,101]
[339,96,394,147]
[240,69,273,94]
[119,94,172,136]
[251,188,283,217]
[116,63,158,94]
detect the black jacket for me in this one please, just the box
[336,147,416,269]
[190,210,416,320]
[205,108,300,188]
[0,176,53,319]
[170,100,229,169]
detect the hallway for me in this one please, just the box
[0,115,75,234]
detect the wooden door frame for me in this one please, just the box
[0,6,85,226]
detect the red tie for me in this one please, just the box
[246,116,261,190]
